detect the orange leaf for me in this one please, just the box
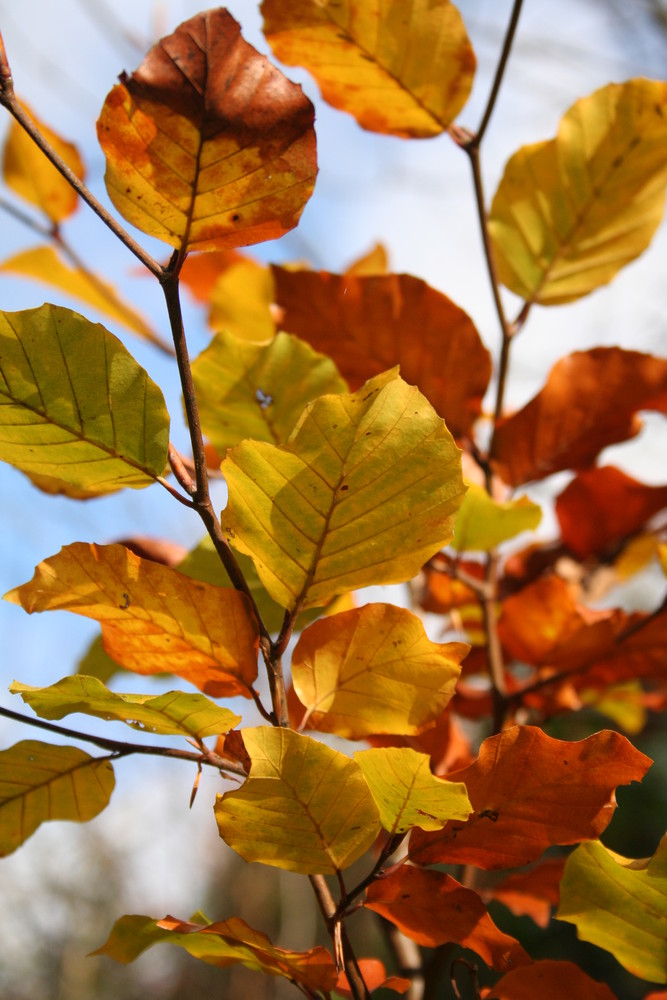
[334,958,410,997]
[365,866,530,972]
[368,708,473,777]
[418,557,483,613]
[492,348,667,486]
[272,267,491,438]
[179,250,247,302]
[409,726,651,869]
[482,857,566,929]
[97,10,317,252]
[555,466,667,559]
[487,960,616,999]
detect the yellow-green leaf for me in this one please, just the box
[96,10,317,252]
[208,258,276,342]
[222,369,466,612]
[215,727,381,874]
[77,635,126,684]
[0,740,114,856]
[452,484,542,551]
[93,913,338,993]
[10,676,241,739]
[0,246,168,350]
[0,304,169,495]
[5,543,259,698]
[489,79,667,305]
[193,330,347,454]
[557,835,667,983]
[262,0,475,138]
[2,100,85,222]
[355,747,472,833]
[292,603,467,738]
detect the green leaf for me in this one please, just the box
[10,676,241,739]
[452,484,542,551]
[355,747,472,834]
[557,835,667,984]
[192,330,347,453]
[215,727,381,874]
[0,740,114,856]
[0,304,169,495]
[489,79,667,305]
[222,369,466,612]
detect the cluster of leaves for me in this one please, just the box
[0,3,666,999]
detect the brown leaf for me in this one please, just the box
[272,267,491,438]
[482,857,566,929]
[409,726,651,869]
[487,960,616,999]
[492,348,667,486]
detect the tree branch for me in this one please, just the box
[308,874,370,1000]
[469,0,524,149]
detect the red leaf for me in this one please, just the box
[486,960,616,999]
[482,857,566,928]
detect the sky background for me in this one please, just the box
[0,1,665,994]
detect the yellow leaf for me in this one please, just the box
[658,542,667,577]
[355,747,472,833]
[0,304,169,495]
[215,727,381,874]
[558,835,667,983]
[11,676,241,739]
[0,740,114,856]
[97,10,317,252]
[453,484,542,551]
[208,259,276,342]
[193,331,347,454]
[292,603,467,738]
[614,534,659,579]
[489,79,667,304]
[262,0,475,138]
[345,243,389,276]
[580,681,647,736]
[0,246,167,349]
[2,100,85,222]
[5,543,259,698]
[222,369,466,612]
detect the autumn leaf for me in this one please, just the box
[492,348,667,486]
[262,0,475,137]
[292,603,467,737]
[418,557,483,614]
[557,835,667,984]
[482,857,566,929]
[222,369,466,612]
[2,100,85,221]
[345,243,389,277]
[365,866,530,971]
[208,258,277,342]
[409,726,651,869]
[335,959,410,997]
[215,727,381,874]
[11,676,241,739]
[0,304,169,495]
[354,747,472,833]
[452,484,541,551]
[272,267,491,438]
[487,960,617,1000]
[489,79,667,304]
[192,331,347,454]
[0,741,114,856]
[5,543,259,698]
[367,708,474,777]
[93,912,338,993]
[97,10,317,252]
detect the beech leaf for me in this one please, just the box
[487,960,617,1000]
[483,857,566,929]
[557,835,667,984]
[354,747,472,833]
[208,258,276,342]
[272,267,491,438]
[365,866,530,971]
[10,676,241,739]
[222,369,466,612]
[5,543,259,698]
[0,304,169,495]
[192,330,347,454]
[489,79,667,304]
[215,727,381,874]
[0,740,114,856]
[409,726,652,869]
[262,0,475,138]
[452,484,542,551]
[292,603,467,738]
[335,959,410,997]
[97,9,317,252]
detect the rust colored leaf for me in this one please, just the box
[335,959,410,997]
[418,557,483,614]
[409,726,651,869]
[368,708,474,777]
[482,857,566,929]
[272,267,491,438]
[493,348,667,486]
[97,10,317,252]
[556,466,667,559]
[365,866,530,971]
[487,960,616,1000]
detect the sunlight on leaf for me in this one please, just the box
[97,9,317,252]
[487,960,617,1000]
[215,727,381,874]
[262,0,475,137]
[452,484,541,551]
[0,740,114,856]
[208,258,276,342]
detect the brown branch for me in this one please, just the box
[469,0,524,149]
[308,874,370,1000]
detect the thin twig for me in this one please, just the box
[308,874,370,1000]
[157,476,195,508]
[469,0,524,149]
[337,834,406,919]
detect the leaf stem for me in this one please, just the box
[308,874,370,1000]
